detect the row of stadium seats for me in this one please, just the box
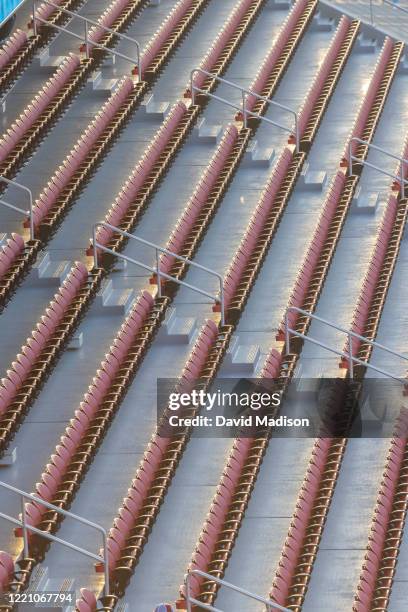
[188,0,264,96]
[298,16,359,149]
[0,263,103,452]
[156,124,249,280]
[244,0,316,118]
[138,0,209,80]
[343,38,403,164]
[0,54,89,179]
[353,410,408,611]
[84,0,146,50]
[93,101,198,252]
[340,194,404,363]
[0,233,38,312]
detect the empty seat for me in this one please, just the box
[0,551,15,592]
[75,588,97,612]
[0,233,25,281]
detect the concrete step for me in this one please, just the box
[244,140,275,168]
[224,336,261,374]
[194,118,223,144]
[0,447,16,466]
[26,576,76,611]
[158,307,198,344]
[355,33,377,53]
[96,279,136,315]
[311,11,335,31]
[35,48,66,69]
[142,94,170,120]
[32,252,72,286]
[267,0,291,9]
[400,54,408,74]
[352,186,379,214]
[299,163,327,191]
[0,233,7,247]
[87,71,119,94]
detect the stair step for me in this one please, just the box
[352,186,379,214]
[33,253,72,286]
[225,337,261,374]
[0,233,7,247]
[311,11,335,31]
[96,280,136,314]
[35,48,66,69]
[0,447,16,466]
[142,94,170,120]
[194,118,223,144]
[267,0,291,8]
[19,576,76,611]
[356,33,377,53]
[87,71,119,94]
[244,141,275,167]
[300,164,327,191]
[159,307,198,344]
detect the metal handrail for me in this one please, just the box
[0,176,34,240]
[285,306,408,382]
[184,569,290,611]
[0,480,110,598]
[348,137,408,197]
[190,69,300,151]
[92,222,226,325]
[32,0,141,76]
[369,0,408,25]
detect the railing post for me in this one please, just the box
[32,0,37,36]
[185,573,192,612]
[295,114,299,153]
[21,496,29,558]
[190,70,195,105]
[84,20,90,59]
[102,531,110,598]
[219,279,225,326]
[92,225,99,268]
[242,90,247,128]
[348,333,354,378]
[285,310,290,354]
[156,248,162,298]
